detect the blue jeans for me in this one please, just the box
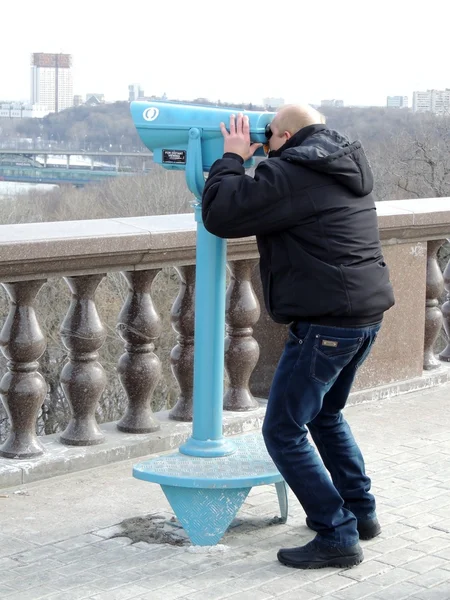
[262,321,381,548]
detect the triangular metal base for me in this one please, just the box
[161,485,251,546]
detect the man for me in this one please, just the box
[201,105,395,569]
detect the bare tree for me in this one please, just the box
[368,113,450,201]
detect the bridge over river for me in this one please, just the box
[0,150,153,185]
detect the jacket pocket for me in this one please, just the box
[311,333,362,386]
[339,260,395,315]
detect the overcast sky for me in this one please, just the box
[1,0,447,107]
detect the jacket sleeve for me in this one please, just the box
[201,153,293,238]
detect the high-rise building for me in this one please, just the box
[413,89,450,115]
[128,84,144,102]
[387,96,408,108]
[30,53,73,113]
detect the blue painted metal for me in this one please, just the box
[161,486,250,546]
[133,433,283,488]
[185,128,205,199]
[131,100,275,172]
[177,119,235,457]
[130,102,285,545]
[133,433,288,545]
[179,201,236,457]
[275,481,289,524]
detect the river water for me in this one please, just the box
[0,181,57,199]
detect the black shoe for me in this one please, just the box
[306,516,381,540]
[357,518,381,540]
[277,538,364,569]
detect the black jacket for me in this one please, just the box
[202,124,395,326]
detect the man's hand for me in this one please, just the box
[220,113,262,161]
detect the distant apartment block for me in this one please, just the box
[128,84,145,102]
[413,89,450,115]
[0,103,50,119]
[320,99,344,108]
[31,53,73,113]
[263,97,285,109]
[387,96,408,108]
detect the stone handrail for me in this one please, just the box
[0,198,449,282]
[0,198,449,459]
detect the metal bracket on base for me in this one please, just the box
[179,436,236,458]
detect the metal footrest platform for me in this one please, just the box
[133,432,288,545]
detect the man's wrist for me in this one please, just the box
[223,152,245,164]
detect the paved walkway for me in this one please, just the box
[1,385,450,599]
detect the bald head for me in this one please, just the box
[272,104,326,137]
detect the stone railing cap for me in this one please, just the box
[377,198,450,241]
[0,198,449,281]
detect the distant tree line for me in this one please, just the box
[0,98,270,152]
[0,98,443,158]
[1,99,450,201]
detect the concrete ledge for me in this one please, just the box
[1,198,450,282]
[348,362,450,406]
[255,364,450,410]
[1,364,449,490]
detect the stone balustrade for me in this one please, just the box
[0,199,449,460]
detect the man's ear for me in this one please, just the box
[284,131,292,141]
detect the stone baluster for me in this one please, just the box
[0,280,47,458]
[424,239,445,370]
[169,265,196,421]
[59,274,106,445]
[116,270,162,433]
[224,259,260,411]
[439,243,450,362]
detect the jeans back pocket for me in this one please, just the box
[311,333,362,386]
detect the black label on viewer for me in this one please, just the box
[162,149,186,164]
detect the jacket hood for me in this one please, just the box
[272,125,374,196]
